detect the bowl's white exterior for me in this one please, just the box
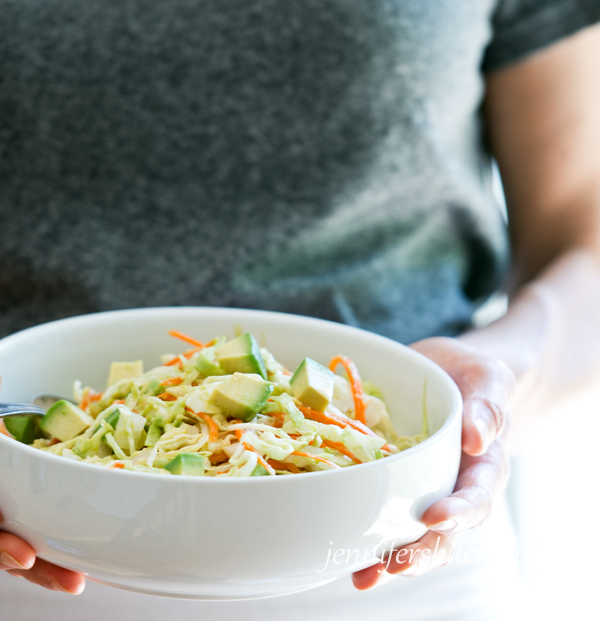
[0,308,462,599]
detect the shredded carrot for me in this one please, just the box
[112,399,125,405]
[209,452,229,465]
[241,442,276,475]
[269,411,286,427]
[157,392,178,401]
[80,389,103,410]
[165,347,201,367]
[168,330,204,348]
[267,458,300,474]
[165,356,183,367]
[196,412,219,443]
[235,428,244,440]
[321,439,362,464]
[0,420,11,437]
[161,377,184,387]
[328,355,366,425]
[298,405,391,452]
[291,451,339,468]
[109,462,125,469]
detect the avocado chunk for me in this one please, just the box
[290,358,335,412]
[195,349,227,377]
[210,373,274,421]
[4,416,40,445]
[251,463,270,476]
[107,360,144,388]
[39,400,95,442]
[215,333,268,379]
[164,453,206,476]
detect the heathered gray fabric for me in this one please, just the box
[0,0,598,344]
[484,0,600,70]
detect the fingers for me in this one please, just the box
[0,531,36,571]
[352,531,457,590]
[0,511,85,594]
[385,531,456,576]
[422,439,510,535]
[410,337,515,456]
[7,557,86,594]
[351,559,388,590]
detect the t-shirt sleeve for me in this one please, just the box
[482,0,600,71]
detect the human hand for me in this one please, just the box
[352,336,514,588]
[0,509,86,594]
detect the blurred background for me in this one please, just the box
[478,166,600,620]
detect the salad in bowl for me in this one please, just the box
[16,330,428,477]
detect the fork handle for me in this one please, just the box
[0,403,46,418]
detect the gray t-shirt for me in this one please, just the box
[1,0,599,343]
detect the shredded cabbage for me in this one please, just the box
[33,332,429,476]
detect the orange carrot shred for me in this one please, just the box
[157,392,178,401]
[109,462,125,469]
[112,399,125,405]
[321,439,362,464]
[291,451,339,468]
[267,458,300,474]
[81,390,103,410]
[168,330,204,348]
[328,355,366,425]
[0,420,11,437]
[165,356,183,367]
[298,405,391,451]
[209,452,229,465]
[242,442,276,475]
[164,347,201,367]
[161,377,184,387]
[196,412,219,443]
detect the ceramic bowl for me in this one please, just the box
[0,308,462,599]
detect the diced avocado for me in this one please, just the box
[107,360,144,388]
[4,416,40,445]
[215,333,268,379]
[195,349,227,377]
[290,358,335,412]
[39,400,95,442]
[164,453,206,476]
[210,372,274,421]
[251,463,270,476]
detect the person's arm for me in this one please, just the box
[353,22,600,587]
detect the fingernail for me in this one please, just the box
[398,563,419,577]
[52,580,75,594]
[429,519,457,533]
[474,418,490,448]
[0,551,27,570]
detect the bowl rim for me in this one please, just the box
[0,306,463,484]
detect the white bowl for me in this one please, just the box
[0,308,462,600]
